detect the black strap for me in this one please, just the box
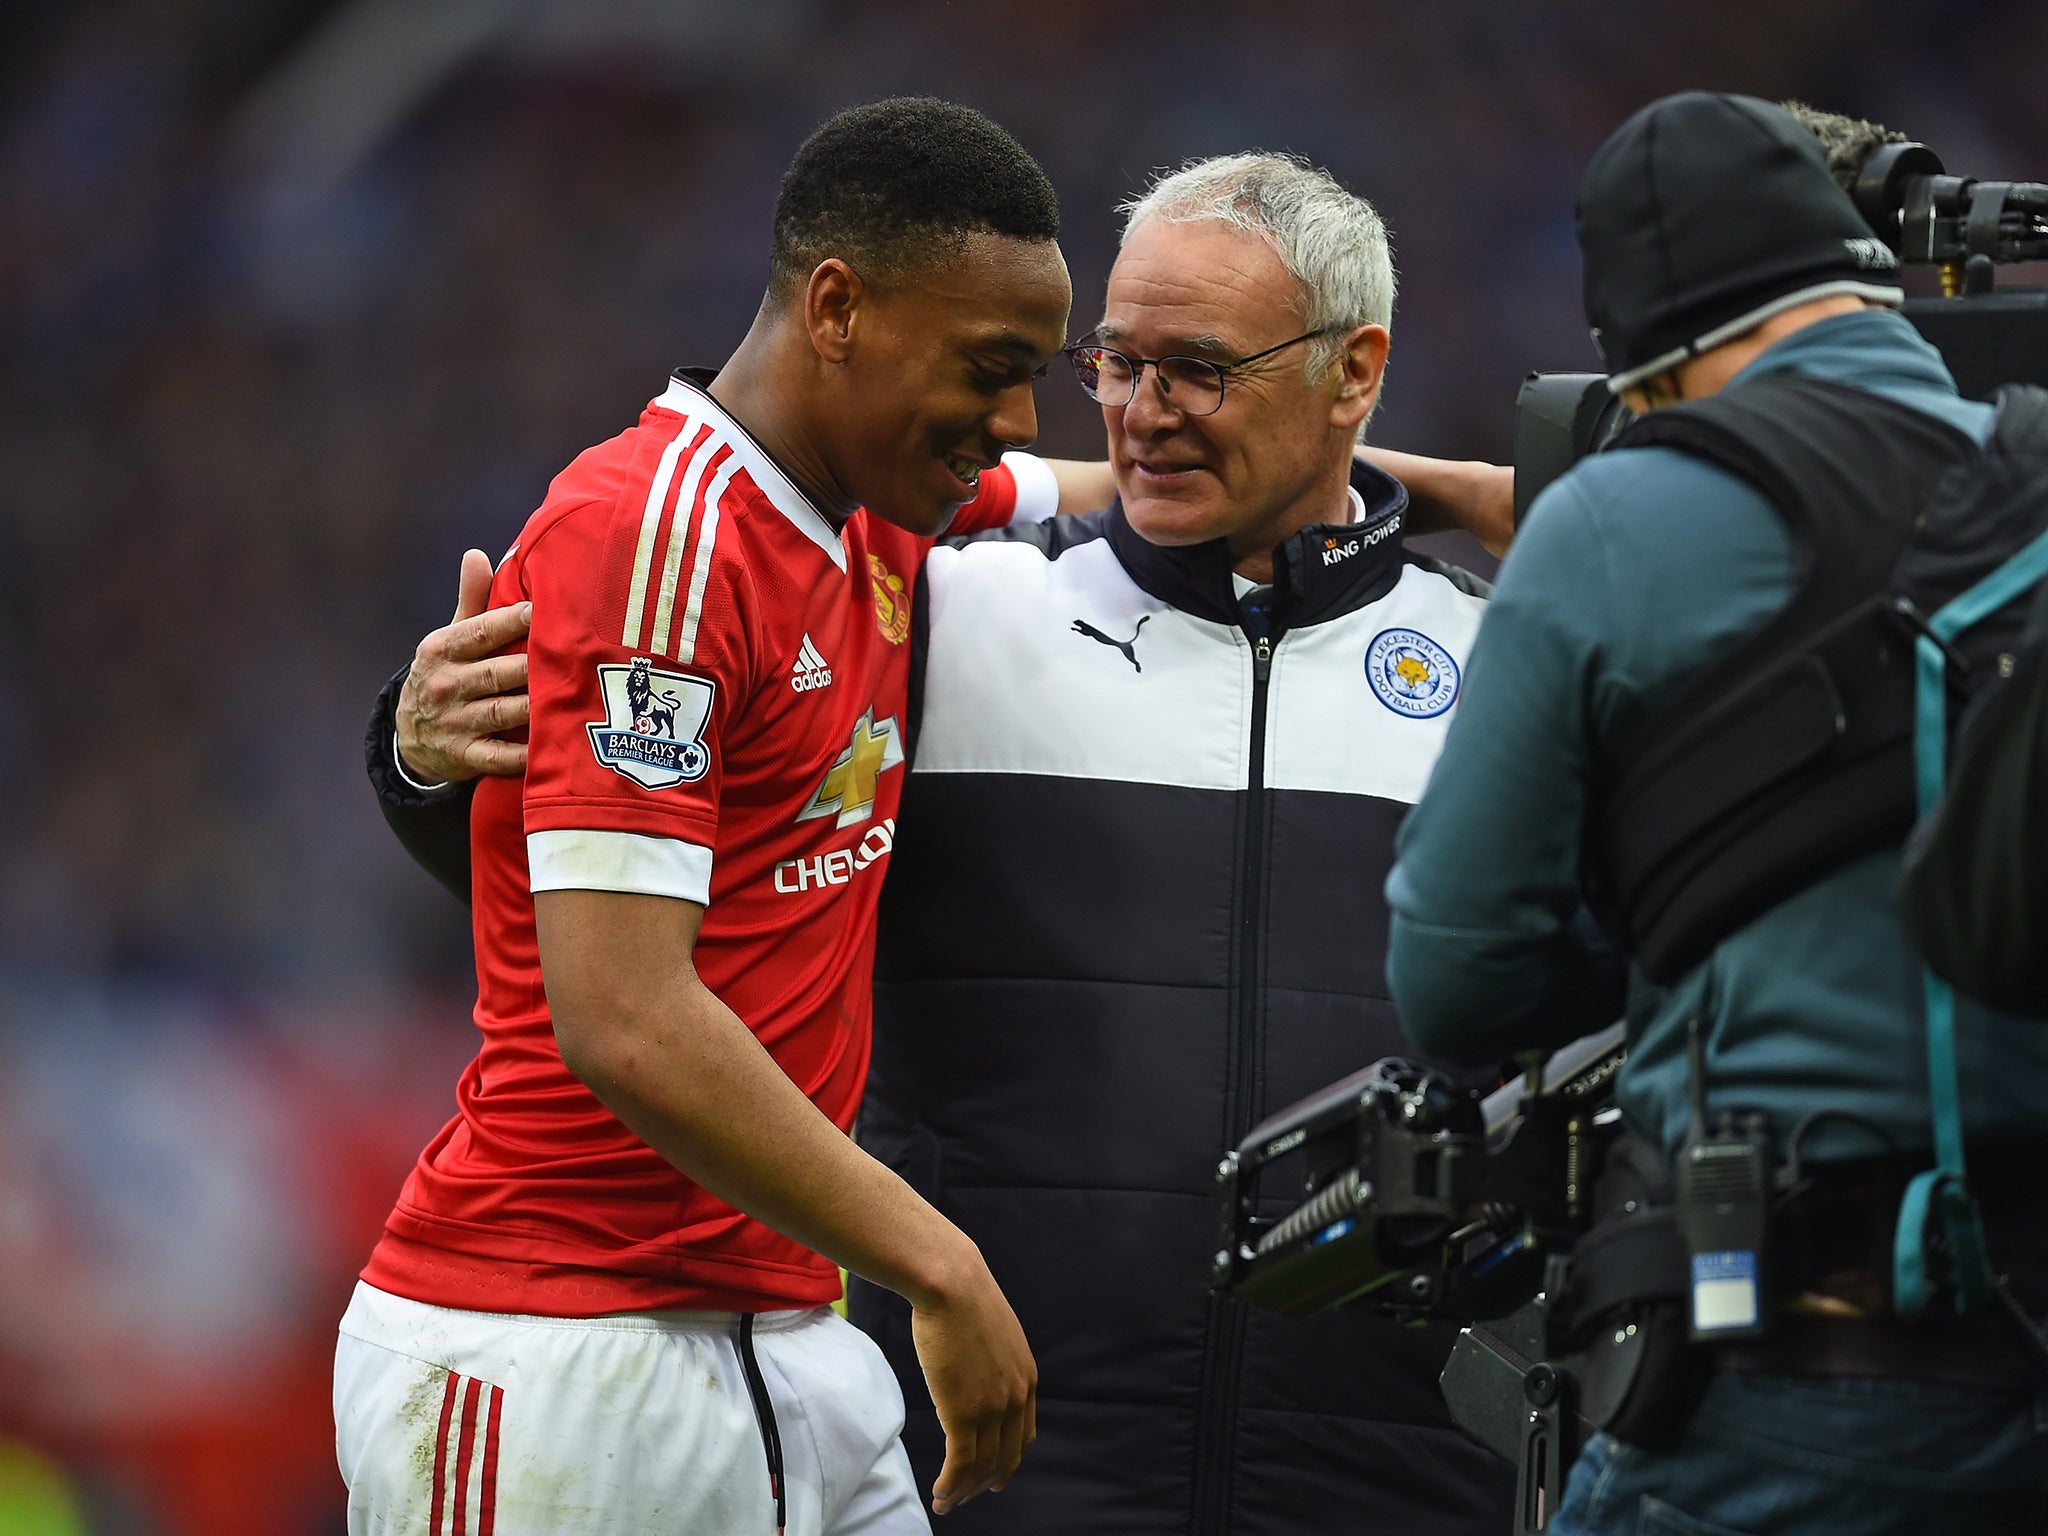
[1587,376,1982,980]
[1552,1208,1689,1345]
[733,1315,787,1536]
[1607,376,1977,656]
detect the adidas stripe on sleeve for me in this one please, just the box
[517,404,754,907]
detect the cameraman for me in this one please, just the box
[1384,92,2048,1536]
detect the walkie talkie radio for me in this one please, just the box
[1672,1020,1773,1341]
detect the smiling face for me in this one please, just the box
[822,231,1072,536]
[1100,219,1384,563]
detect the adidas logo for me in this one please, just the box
[791,633,833,693]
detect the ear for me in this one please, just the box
[1329,323,1390,432]
[1623,368,1685,414]
[802,258,866,365]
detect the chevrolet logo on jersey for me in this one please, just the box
[796,709,904,828]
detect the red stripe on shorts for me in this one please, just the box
[430,1370,461,1536]
[452,1376,483,1535]
[478,1383,504,1536]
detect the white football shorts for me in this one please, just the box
[334,1280,928,1536]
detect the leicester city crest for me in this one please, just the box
[1365,628,1460,719]
[587,657,715,789]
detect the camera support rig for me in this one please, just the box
[1212,1025,1625,1319]
[1439,1299,1594,1535]
[1210,1026,1624,1532]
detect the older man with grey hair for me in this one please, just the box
[847,151,1513,1534]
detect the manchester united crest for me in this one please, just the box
[869,553,911,646]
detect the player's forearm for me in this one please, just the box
[1361,446,1514,556]
[570,986,978,1307]
[539,898,977,1309]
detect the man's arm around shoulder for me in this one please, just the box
[369,549,535,903]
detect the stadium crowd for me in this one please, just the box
[0,1,2043,1532]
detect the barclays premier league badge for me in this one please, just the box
[587,657,715,789]
[1365,628,1460,718]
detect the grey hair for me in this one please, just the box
[1117,152,1395,387]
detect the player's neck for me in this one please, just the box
[709,326,858,527]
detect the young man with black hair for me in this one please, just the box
[335,98,1071,1536]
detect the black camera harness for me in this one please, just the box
[1560,372,2048,1445]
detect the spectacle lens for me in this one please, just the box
[1066,345,1227,415]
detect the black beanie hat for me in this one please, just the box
[1577,91,1905,391]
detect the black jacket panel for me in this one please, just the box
[855,477,1512,1535]
[365,663,477,904]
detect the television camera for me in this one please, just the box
[1511,127,2048,525]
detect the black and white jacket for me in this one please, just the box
[849,460,1512,1536]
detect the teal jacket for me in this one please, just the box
[1385,308,2048,1162]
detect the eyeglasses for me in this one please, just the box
[1064,327,1338,416]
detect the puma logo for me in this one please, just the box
[1072,616,1149,673]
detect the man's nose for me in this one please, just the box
[988,378,1040,450]
[1119,364,1185,434]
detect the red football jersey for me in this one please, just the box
[364,375,1027,1315]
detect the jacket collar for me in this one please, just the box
[1106,456,1412,631]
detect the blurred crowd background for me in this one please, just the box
[1,0,2043,1530]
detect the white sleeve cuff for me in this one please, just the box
[392,731,455,794]
[527,829,712,905]
[1001,451,1060,525]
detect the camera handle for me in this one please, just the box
[1439,1301,1591,1533]
[1514,1358,1582,1535]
